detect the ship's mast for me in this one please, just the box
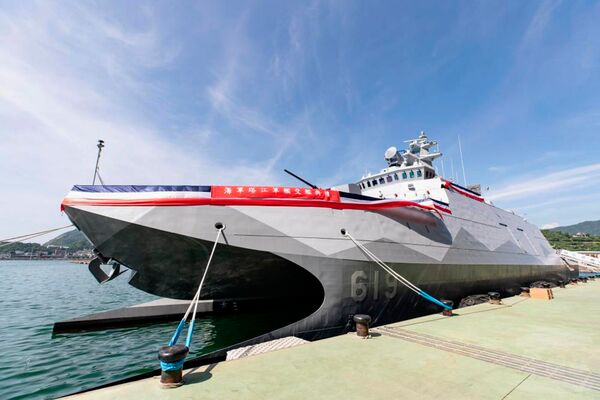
[92,139,105,185]
[399,131,442,168]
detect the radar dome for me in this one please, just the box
[384,146,403,167]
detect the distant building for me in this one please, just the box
[72,249,93,259]
[579,251,600,259]
[573,232,590,238]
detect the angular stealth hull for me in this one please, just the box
[62,182,570,341]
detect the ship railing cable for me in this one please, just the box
[341,229,451,310]
[0,225,74,249]
[162,226,224,371]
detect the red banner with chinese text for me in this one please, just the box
[211,186,340,202]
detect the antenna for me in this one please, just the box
[450,158,455,182]
[441,159,446,178]
[92,140,105,185]
[458,135,467,186]
[283,169,318,189]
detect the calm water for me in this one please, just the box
[0,261,285,399]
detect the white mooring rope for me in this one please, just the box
[0,225,74,249]
[342,229,451,310]
[169,226,225,348]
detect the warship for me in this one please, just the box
[61,132,570,340]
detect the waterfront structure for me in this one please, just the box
[63,281,600,399]
[61,132,570,341]
[580,251,600,258]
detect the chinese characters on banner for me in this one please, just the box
[211,186,340,202]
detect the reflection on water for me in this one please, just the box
[0,261,297,400]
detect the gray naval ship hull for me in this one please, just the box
[63,187,571,342]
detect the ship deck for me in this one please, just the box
[66,280,600,399]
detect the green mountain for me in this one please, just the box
[542,230,600,251]
[550,220,600,235]
[44,229,92,251]
[0,241,47,253]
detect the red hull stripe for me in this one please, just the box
[442,180,485,203]
[61,197,451,215]
[211,185,341,202]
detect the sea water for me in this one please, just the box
[0,261,285,399]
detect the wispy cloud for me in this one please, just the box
[489,163,600,201]
[1,0,599,238]
[0,2,279,238]
[540,222,559,229]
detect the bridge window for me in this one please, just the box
[393,173,399,181]
[409,170,415,178]
[367,181,371,187]
[402,172,407,179]
[417,170,422,178]
[379,177,385,184]
[372,180,378,186]
[386,175,393,183]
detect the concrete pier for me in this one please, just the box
[65,280,600,399]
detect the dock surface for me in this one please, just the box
[67,281,600,399]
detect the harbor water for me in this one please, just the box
[0,261,287,400]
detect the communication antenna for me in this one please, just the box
[458,135,467,186]
[92,140,105,185]
[441,159,446,178]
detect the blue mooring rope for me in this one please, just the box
[168,319,186,347]
[160,359,186,372]
[166,316,196,350]
[419,290,452,310]
[185,320,196,348]
[162,227,224,373]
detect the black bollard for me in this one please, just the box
[353,314,372,338]
[558,280,566,288]
[520,287,530,297]
[488,292,502,305]
[441,300,454,316]
[158,344,189,388]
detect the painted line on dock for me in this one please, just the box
[375,326,600,391]
[226,336,308,360]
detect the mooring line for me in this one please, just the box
[169,226,224,348]
[158,225,225,384]
[0,225,74,248]
[342,229,451,310]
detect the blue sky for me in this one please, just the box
[0,0,599,240]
